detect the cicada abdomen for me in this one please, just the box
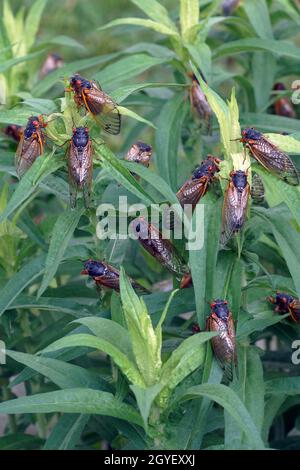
[81,259,148,294]
[269,291,300,324]
[222,0,240,15]
[176,155,221,210]
[273,83,296,119]
[68,74,121,135]
[221,170,250,246]
[15,115,47,178]
[39,53,64,79]
[207,299,237,380]
[131,217,190,281]
[250,173,265,205]
[125,141,152,167]
[241,128,300,186]
[4,124,23,142]
[68,127,93,209]
[188,72,212,133]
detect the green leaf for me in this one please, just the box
[8,295,89,317]
[0,150,62,223]
[41,333,145,387]
[120,268,161,387]
[0,388,143,427]
[6,349,109,391]
[111,82,185,104]
[243,0,273,40]
[97,18,179,38]
[0,434,44,450]
[240,113,300,133]
[24,0,48,51]
[155,91,188,190]
[0,254,46,317]
[37,207,84,298]
[265,377,300,396]
[178,384,265,449]
[264,133,300,153]
[129,0,176,30]
[180,0,199,41]
[130,383,164,430]
[214,38,300,61]
[118,105,157,129]
[45,35,85,49]
[43,414,89,450]
[94,54,167,89]
[158,332,216,405]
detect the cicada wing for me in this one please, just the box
[221,183,249,246]
[289,299,300,323]
[82,141,93,209]
[176,177,208,208]
[208,313,236,381]
[251,173,265,204]
[249,138,300,186]
[68,143,79,208]
[15,136,40,178]
[83,89,121,135]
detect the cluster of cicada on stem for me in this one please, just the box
[5,66,300,381]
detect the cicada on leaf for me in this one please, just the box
[221,0,240,15]
[68,127,93,209]
[273,83,296,119]
[15,115,47,178]
[188,72,212,133]
[176,155,221,209]
[4,124,23,142]
[241,128,300,186]
[269,292,300,324]
[131,217,191,284]
[125,141,152,167]
[206,299,237,380]
[67,74,121,135]
[221,170,250,246]
[81,259,148,294]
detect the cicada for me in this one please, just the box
[250,173,265,205]
[125,141,152,167]
[81,259,148,294]
[188,72,212,132]
[4,124,23,142]
[131,217,191,282]
[269,292,300,324]
[221,170,250,246]
[221,0,240,15]
[68,127,93,209]
[273,83,296,119]
[15,115,47,178]
[39,53,64,79]
[240,128,300,186]
[67,74,121,135]
[206,299,237,379]
[176,155,221,209]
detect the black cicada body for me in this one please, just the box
[68,127,93,208]
[269,292,300,324]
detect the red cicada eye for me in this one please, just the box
[32,120,39,127]
[85,127,89,133]
[72,127,76,133]
[224,300,228,304]
[76,80,81,86]
[210,302,216,308]
[208,166,212,171]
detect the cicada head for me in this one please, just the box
[241,128,262,142]
[269,291,294,314]
[125,141,152,166]
[81,259,106,278]
[72,126,90,149]
[70,74,91,92]
[210,299,229,321]
[192,155,221,180]
[231,170,248,193]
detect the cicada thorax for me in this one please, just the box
[4,124,23,142]
[39,53,64,79]
[131,217,190,282]
[125,141,152,167]
[221,169,250,246]
[68,127,93,209]
[269,292,300,323]
[250,173,265,204]
[240,127,300,186]
[188,72,212,133]
[273,83,296,119]
[221,0,240,15]
[68,74,121,135]
[81,259,148,294]
[207,299,237,379]
[15,115,47,178]
[176,155,221,209]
